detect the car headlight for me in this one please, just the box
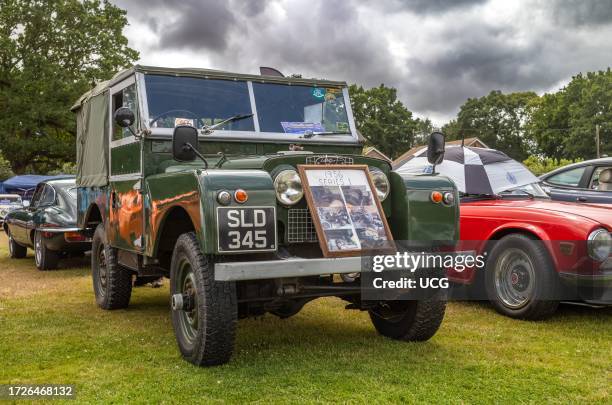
[274,169,303,206]
[587,228,611,262]
[369,168,390,201]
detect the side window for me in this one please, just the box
[29,185,44,207]
[546,167,586,187]
[590,166,612,190]
[112,83,139,141]
[38,185,56,206]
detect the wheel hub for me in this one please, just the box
[494,248,535,309]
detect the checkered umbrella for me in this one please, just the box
[395,146,539,195]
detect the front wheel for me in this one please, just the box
[369,297,446,341]
[91,223,132,309]
[7,230,27,259]
[34,231,59,270]
[170,232,237,366]
[485,234,559,320]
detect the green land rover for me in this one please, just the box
[72,65,459,366]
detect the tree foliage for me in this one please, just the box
[442,90,539,161]
[0,0,138,174]
[0,152,14,181]
[527,69,612,161]
[349,84,425,159]
[522,156,581,176]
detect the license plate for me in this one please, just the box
[217,207,276,253]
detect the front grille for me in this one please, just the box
[287,209,318,243]
[306,155,354,165]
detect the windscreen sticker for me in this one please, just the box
[281,122,325,134]
[174,117,195,127]
[312,87,326,99]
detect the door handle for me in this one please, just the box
[576,197,587,202]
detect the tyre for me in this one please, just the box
[170,232,237,366]
[369,295,446,341]
[34,231,59,270]
[91,223,132,309]
[485,234,559,320]
[7,230,27,259]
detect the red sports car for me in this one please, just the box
[448,183,612,320]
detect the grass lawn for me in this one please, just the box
[0,233,610,404]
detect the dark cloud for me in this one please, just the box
[113,0,270,52]
[548,0,612,26]
[112,0,612,122]
[387,0,488,14]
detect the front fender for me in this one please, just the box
[389,172,459,245]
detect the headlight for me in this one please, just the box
[274,169,303,206]
[587,228,611,262]
[369,168,390,201]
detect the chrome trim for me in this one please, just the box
[37,227,81,233]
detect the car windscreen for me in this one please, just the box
[252,83,350,134]
[144,75,254,131]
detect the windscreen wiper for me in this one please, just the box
[201,113,254,135]
[301,130,351,139]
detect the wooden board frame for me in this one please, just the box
[297,164,394,258]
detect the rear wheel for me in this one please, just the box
[369,297,446,341]
[34,231,59,270]
[7,230,27,259]
[91,223,132,309]
[485,234,559,320]
[170,232,237,366]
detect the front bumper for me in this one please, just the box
[215,256,364,281]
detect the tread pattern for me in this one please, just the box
[171,232,237,366]
[92,224,132,310]
[370,286,447,342]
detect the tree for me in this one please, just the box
[442,90,539,161]
[0,0,138,174]
[525,92,569,162]
[563,69,612,159]
[0,152,14,181]
[349,84,422,159]
[526,69,612,161]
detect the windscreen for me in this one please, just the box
[252,83,350,134]
[144,75,254,131]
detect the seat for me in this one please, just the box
[599,168,612,191]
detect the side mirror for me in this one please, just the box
[172,125,199,162]
[22,200,30,208]
[427,131,445,165]
[114,107,135,128]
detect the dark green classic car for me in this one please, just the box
[3,178,91,270]
[72,65,459,366]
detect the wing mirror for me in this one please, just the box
[172,125,199,162]
[427,131,446,166]
[113,107,135,128]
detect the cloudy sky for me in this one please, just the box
[112,0,612,124]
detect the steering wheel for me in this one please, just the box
[149,109,199,128]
